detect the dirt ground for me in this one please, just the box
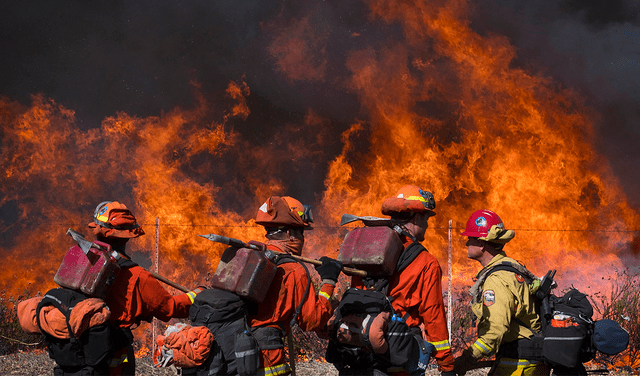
[0,351,630,376]
[0,350,489,376]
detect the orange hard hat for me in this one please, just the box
[381,185,436,217]
[87,201,145,239]
[255,196,313,229]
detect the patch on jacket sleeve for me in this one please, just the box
[515,273,525,283]
[483,290,495,306]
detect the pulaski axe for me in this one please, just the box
[198,233,368,277]
[340,213,393,227]
[66,228,190,293]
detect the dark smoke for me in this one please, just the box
[467,0,640,207]
[1,0,639,208]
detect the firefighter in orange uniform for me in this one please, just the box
[454,209,549,376]
[88,201,201,376]
[248,196,343,376]
[349,185,455,376]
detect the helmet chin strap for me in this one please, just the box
[392,223,417,242]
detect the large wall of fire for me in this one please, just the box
[1,0,639,296]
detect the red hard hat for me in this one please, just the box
[460,209,504,238]
[255,196,313,229]
[381,185,436,217]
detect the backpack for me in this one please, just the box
[36,239,137,375]
[483,263,628,369]
[181,288,256,376]
[542,288,597,368]
[326,287,417,368]
[326,239,427,370]
[182,253,311,376]
[36,288,115,375]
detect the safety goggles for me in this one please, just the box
[301,204,314,224]
[418,189,436,210]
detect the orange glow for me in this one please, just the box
[1,0,639,361]
[135,345,150,359]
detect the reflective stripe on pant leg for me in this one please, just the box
[109,345,136,376]
[428,339,451,351]
[490,357,550,376]
[256,362,292,376]
[109,348,129,368]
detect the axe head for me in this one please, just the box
[66,228,101,255]
[340,214,393,227]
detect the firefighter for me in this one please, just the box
[88,201,201,376]
[454,209,550,376]
[349,185,456,376]
[248,196,343,376]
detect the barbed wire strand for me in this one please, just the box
[48,223,640,233]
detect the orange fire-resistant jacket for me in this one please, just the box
[351,238,455,373]
[104,261,192,375]
[247,242,335,376]
[105,264,192,328]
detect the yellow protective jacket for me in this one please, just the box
[468,252,541,360]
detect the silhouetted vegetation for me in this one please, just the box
[2,270,639,373]
[0,284,44,355]
[591,268,640,372]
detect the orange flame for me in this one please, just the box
[0,0,638,317]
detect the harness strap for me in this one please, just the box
[395,242,425,273]
[274,254,311,328]
[36,290,78,341]
[116,257,138,269]
[274,254,311,376]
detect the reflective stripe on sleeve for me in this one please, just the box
[187,290,197,303]
[473,338,493,356]
[319,291,331,300]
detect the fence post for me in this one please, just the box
[448,219,453,340]
[152,217,159,362]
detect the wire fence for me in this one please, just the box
[48,222,640,233]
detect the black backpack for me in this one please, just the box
[182,254,311,376]
[484,263,627,369]
[326,241,426,370]
[36,288,115,375]
[326,287,418,368]
[182,287,256,376]
[542,288,597,368]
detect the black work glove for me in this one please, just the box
[453,349,477,376]
[315,256,343,284]
[441,371,457,376]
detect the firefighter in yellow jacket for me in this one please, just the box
[454,209,549,376]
